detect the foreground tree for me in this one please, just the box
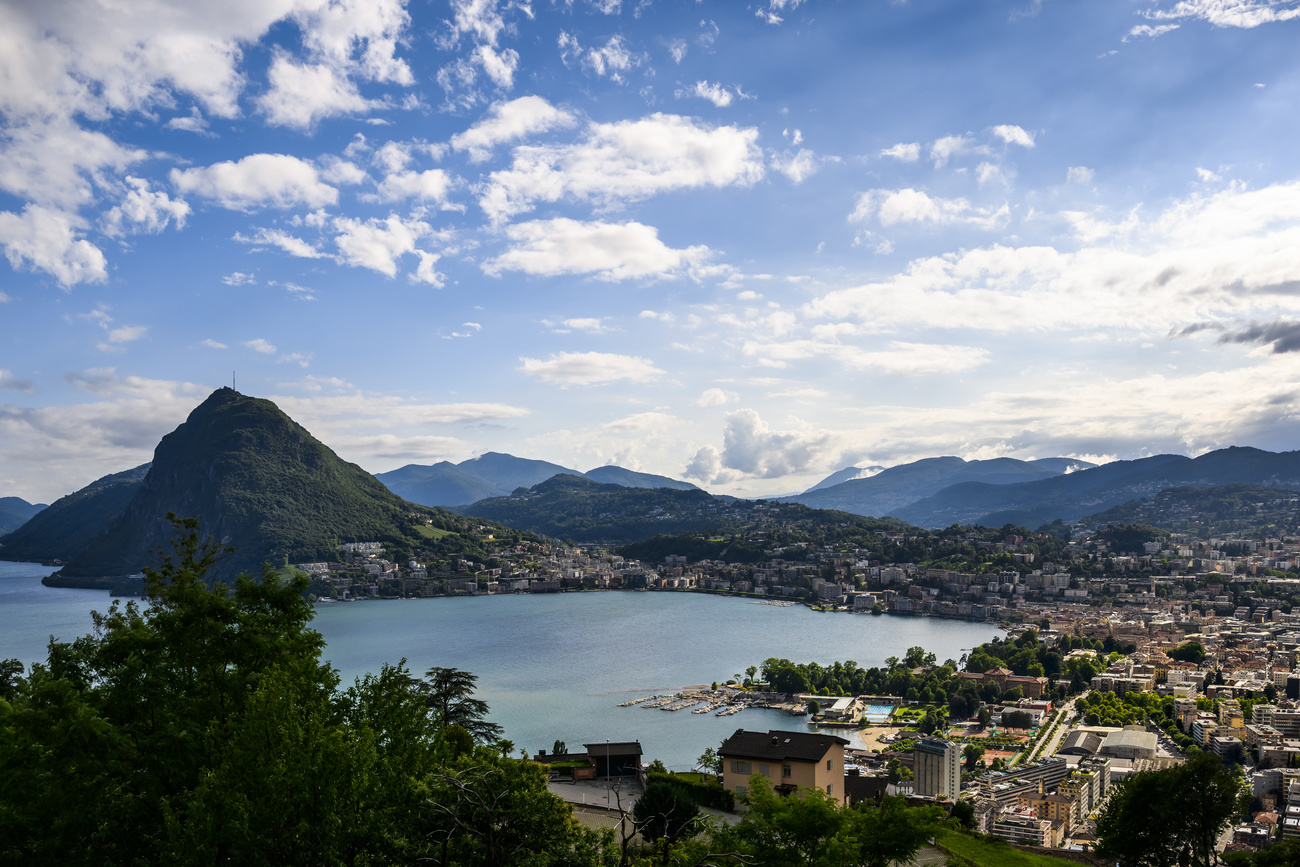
[0,516,611,867]
[417,666,505,742]
[1096,752,1241,867]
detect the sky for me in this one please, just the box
[5,0,1300,505]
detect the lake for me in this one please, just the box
[0,561,999,770]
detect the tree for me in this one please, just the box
[697,746,723,776]
[963,743,985,770]
[553,740,567,756]
[1096,752,1241,867]
[977,706,992,728]
[807,699,821,716]
[416,666,505,743]
[1169,641,1207,664]
[632,779,699,862]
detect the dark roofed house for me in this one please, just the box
[584,741,643,778]
[719,729,849,804]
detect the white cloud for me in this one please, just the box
[101,177,190,237]
[1067,166,1095,185]
[370,169,454,204]
[976,161,1011,187]
[519,351,664,386]
[772,149,819,184]
[234,228,327,259]
[412,250,445,287]
[222,272,256,286]
[1144,1,1300,29]
[165,108,210,134]
[1126,23,1181,39]
[683,81,734,107]
[668,39,687,63]
[881,142,921,162]
[694,387,736,407]
[473,44,520,89]
[991,124,1035,148]
[450,96,577,162]
[332,213,433,276]
[200,338,228,349]
[930,134,973,168]
[172,154,339,211]
[319,157,370,186]
[257,55,373,129]
[270,280,318,301]
[850,188,1009,230]
[278,351,312,368]
[106,325,147,344]
[558,32,641,82]
[0,205,107,287]
[742,339,991,376]
[555,318,609,333]
[245,338,278,354]
[479,113,765,223]
[690,408,830,483]
[484,218,716,281]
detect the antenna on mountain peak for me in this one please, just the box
[233,371,237,393]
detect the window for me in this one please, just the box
[759,764,769,777]
[826,759,832,771]
[783,765,792,778]
[731,761,752,775]
[736,785,747,795]
[825,783,833,795]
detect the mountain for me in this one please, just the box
[0,497,46,537]
[786,456,1095,517]
[891,447,1300,529]
[459,473,912,548]
[376,453,697,506]
[0,464,150,563]
[802,465,886,494]
[582,465,698,490]
[41,388,433,588]
[1078,483,1300,538]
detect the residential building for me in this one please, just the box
[913,737,961,799]
[719,729,849,804]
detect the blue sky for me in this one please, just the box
[5,0,1300,504]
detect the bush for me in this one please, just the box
[647,770,735,811]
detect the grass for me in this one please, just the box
[935,829,1083,867]
[414,525,454,540]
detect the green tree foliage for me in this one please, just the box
[631,779,700,860]
[1096,753,1241,867]
[1097,522,1169,554]
[416,666,505,743]
[1169,641,1207,664]
[0,517,613,867]
[707,776,944,867]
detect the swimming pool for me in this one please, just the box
[862,703,895,723]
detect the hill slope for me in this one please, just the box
[0,497,46,537]
[55,388,428,584]
[0,464,150,563]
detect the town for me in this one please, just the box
[295,516,1300,859]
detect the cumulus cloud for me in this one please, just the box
[200,338,228,349]
[694,387,736,407]
[849,188,1009,230]
[0,205,107,287]
[681,81,735,107]
[0,370,35,392]
[369,169,455,205]
[479,113,765,223]
[101,176,190,237]
[450,96,577,162]
[172,154,339,211]
[257,55,374,129]
[930,134,973,168]
[518,351,664,386]
[558,32,641,82]
[687,408,830,483]
[483,218,716,281]
[234,227,327,259]
[991,124,1035,148]
[222,272,257,286]
[332,213,435,277]
[881,142,921,162]
[245,338,277,354]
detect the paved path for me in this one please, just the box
[547,777,643,812]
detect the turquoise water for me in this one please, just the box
[862,703,896,723]
[0,563,998,770]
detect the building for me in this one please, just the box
[1098,727,1158,762]
[913,737,961,799]
[719,729,849,804]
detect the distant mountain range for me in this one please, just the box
[375,453,697,507]
[786,456,1098,518]
[0,497,46,536]
[0,388,476,590]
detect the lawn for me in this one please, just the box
[935,829,1086,867]
[414,525,454,539]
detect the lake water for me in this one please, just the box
[0,561,998,770]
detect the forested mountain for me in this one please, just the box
[1079,483,1300,538]
[377,452,696,506]
[0,497,45,536]
[460,473,911,546]
[787,456,1095,517]
[0,464,150,563]
[892,447,1300,528]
